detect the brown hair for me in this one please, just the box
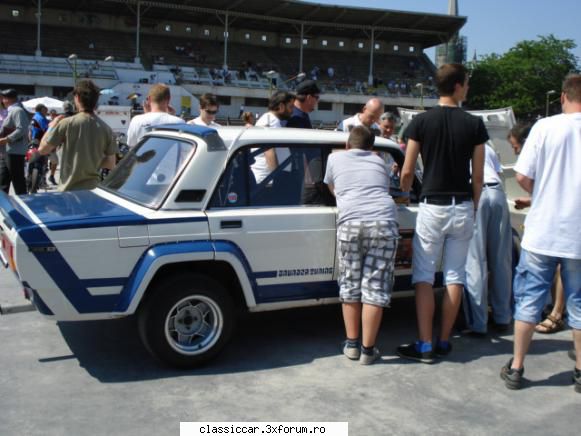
[348,125,375,150]
[562,74,581,103]
[241,111,254,124]
[147,84,171,104]
[199,93,218,109]
[435,63,468,96]
[73,79,100,111]
[268,91,295,111]
[508,123,532,146]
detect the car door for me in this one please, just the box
[376,143,426,293]
[206,143,338,305]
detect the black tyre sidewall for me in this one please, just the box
[138,273,235,368]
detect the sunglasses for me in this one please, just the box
[204,109,218,115]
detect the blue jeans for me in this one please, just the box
[513,249,581,329]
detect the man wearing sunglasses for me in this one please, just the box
[286,80,320,129]
[189,93,221,127]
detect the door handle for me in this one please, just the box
[220,220,242,229]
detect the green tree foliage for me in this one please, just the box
[467,35,579,118]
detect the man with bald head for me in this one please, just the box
[337,98,383,136]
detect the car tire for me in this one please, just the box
[138,273,235,368]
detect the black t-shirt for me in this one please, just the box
[286,106,312,129]
[405,106,489,197]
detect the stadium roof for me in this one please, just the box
[14,0,466,48]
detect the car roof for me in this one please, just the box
[222,126,402,154]
[144,125,404,158]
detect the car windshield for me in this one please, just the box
[101,135,195,209]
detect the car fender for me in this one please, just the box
[121,240,256,315]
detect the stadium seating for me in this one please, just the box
[0,20,435,94]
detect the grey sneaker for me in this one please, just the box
[359,347,380,365]
[574,368,581,394]
[342,341,360,360]
[500,358,524,390]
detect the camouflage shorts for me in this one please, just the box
[337,220,399,307]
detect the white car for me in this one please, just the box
[1,124,457,367]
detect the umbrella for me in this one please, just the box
[22,96,64,113]
[100,88,116,95]
[126,92,142,100]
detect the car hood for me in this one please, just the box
[18,190,145,230]
[398,107,516,166]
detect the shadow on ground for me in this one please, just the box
[49,297,574,383]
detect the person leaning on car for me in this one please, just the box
[324,125,399,365]
[39,79,117,191]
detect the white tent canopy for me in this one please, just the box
[22,96,64,113]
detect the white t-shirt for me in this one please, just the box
[187,116,221,127]
[515,112,581,259]
[251,112,291,183]
[483,143,502,184]
[324,149,397,225]
[126,112,184,147]
[337,114,380,135]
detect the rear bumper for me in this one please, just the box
[23,284,54,317]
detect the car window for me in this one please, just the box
[210,144,336,208]
[101,136,195,209]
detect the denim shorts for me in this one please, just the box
[513,249,581,329]
[337,220,399,307]
[412,200,474,286]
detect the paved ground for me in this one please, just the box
[0,265,578,436]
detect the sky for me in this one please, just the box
[312,0,581,62]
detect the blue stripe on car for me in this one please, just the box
[114,240,215,312]
[5,190,419,313]
[18,191,208,231]
[81,277,128,287]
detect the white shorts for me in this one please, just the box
[412,200,474,286]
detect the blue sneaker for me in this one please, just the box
[396,342,435,364]
[434,339,452,357]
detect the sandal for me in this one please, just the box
[535,315,564,334]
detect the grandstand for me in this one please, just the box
[0,0,465,125]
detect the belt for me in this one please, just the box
[420,195,472,205]
[483,182,500,188]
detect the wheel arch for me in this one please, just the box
[118,241,257,316]
[136,260,250,315]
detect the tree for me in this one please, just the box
[467,35,579,119]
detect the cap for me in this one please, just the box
[295,80,320,96]
[1,88,18,99]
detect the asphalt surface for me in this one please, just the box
[0,264,579,436]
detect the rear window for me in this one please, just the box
[101,136,195,208]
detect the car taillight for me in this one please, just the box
[2,234,16,271]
